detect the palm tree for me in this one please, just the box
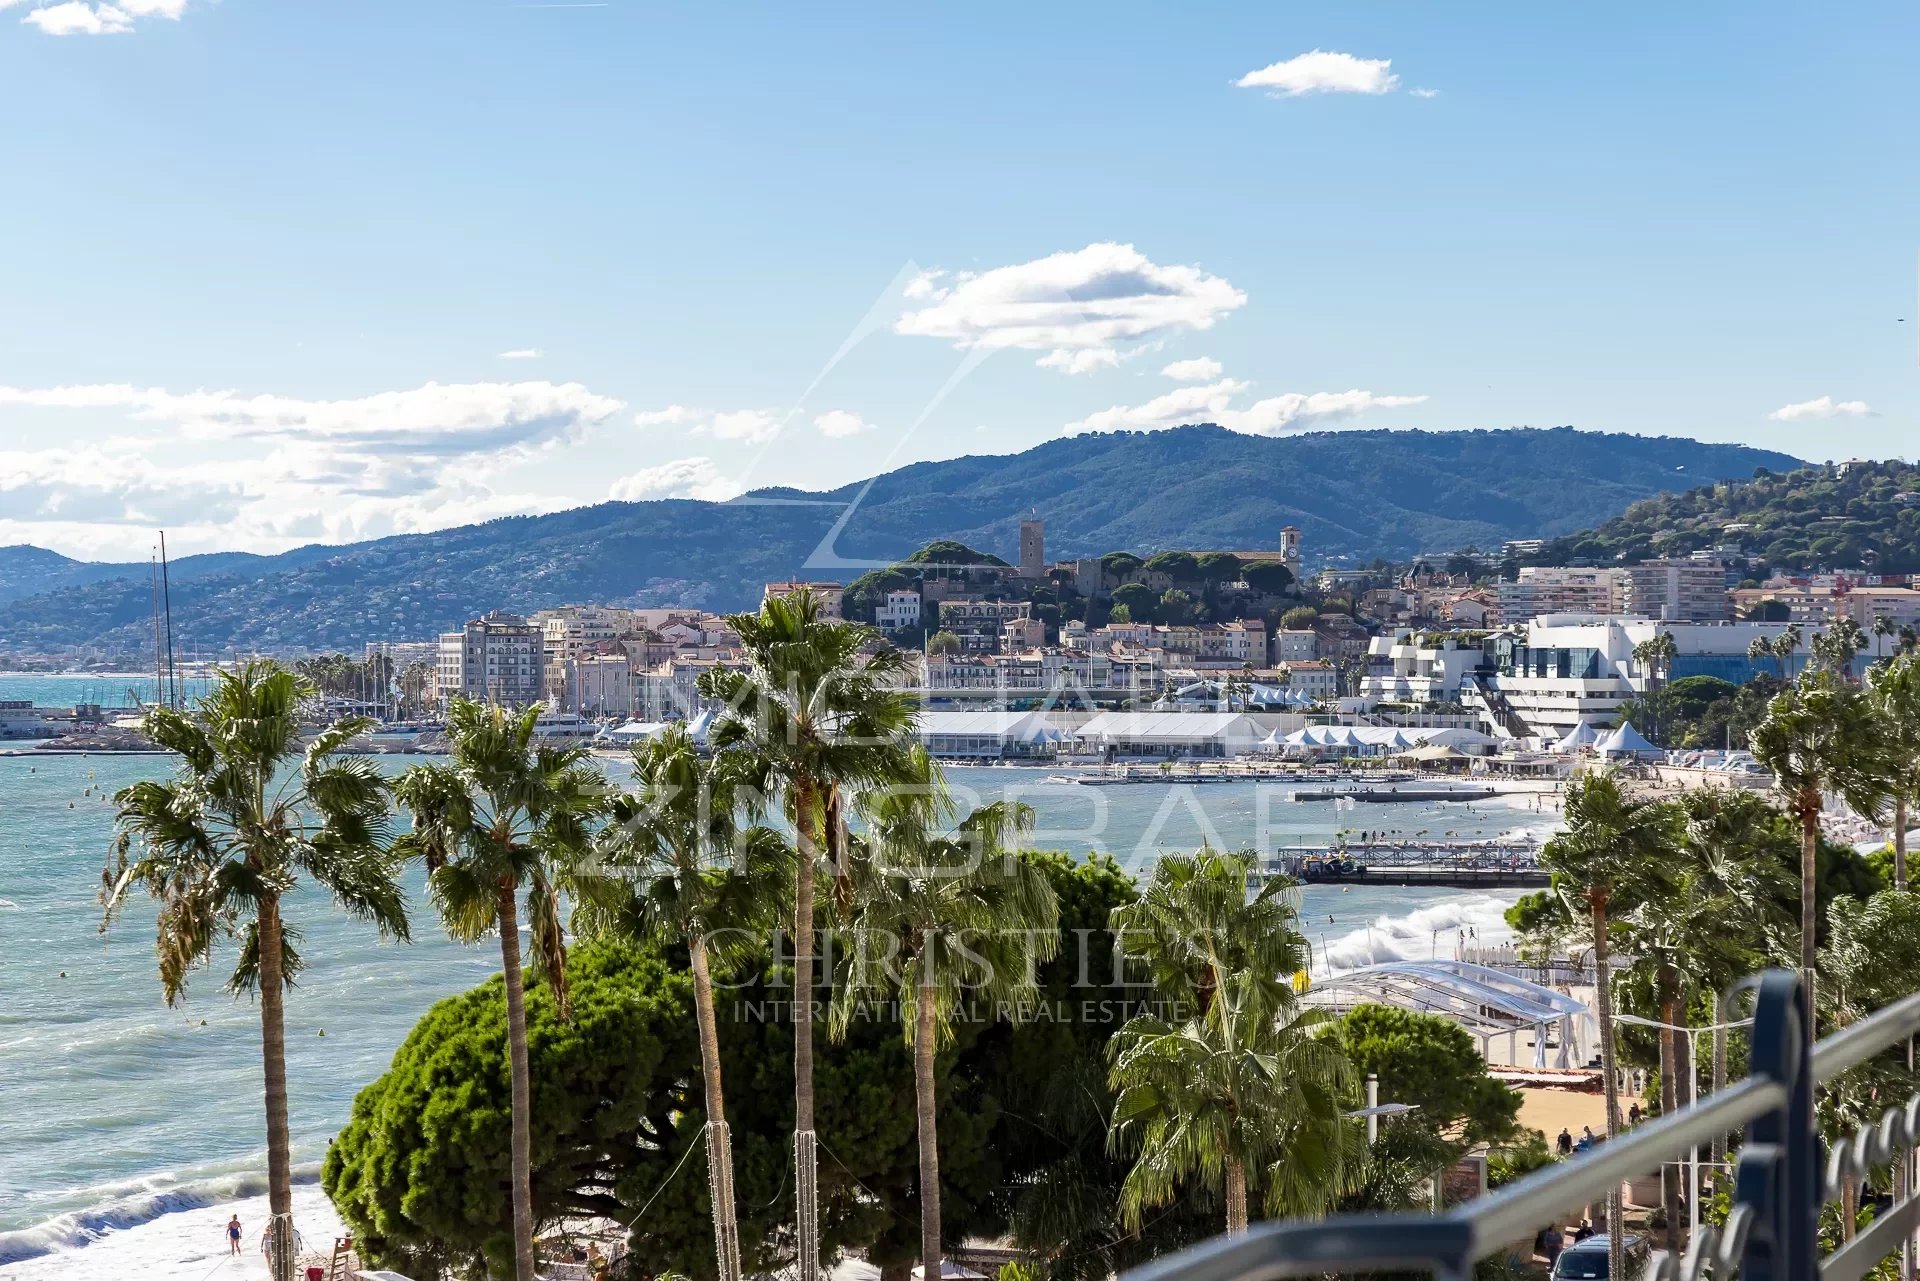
[832,751,1059,1275]
[1867,651,1920,892]
[1106,849,1350,1234]
[1873,613,1897,660]
[581,728,793,1281]
[1111,846,1308,1016]
[390,699,609,1281]
[1108,970,1356,1236]
[1542,770,1675,1281]
[1751,668,1892,995]
[1670,789,1792,1163]
[1628,789,1789,1245]
[102,662,407,1281]
[1812,617,1869,677]
[698,589,919,1281]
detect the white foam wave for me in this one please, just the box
[1310,894,1517,973]
[0,1164,322,1268]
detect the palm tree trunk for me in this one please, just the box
[914,988,944,1275]
[498,884,537,1281]
[689,933,742,1281]
[1656,961,1682,1250]
[1224,1156,1249,1236]
[1591,888,1624,1281]
[1799,791,1820,1009]
[257,894,296,1281]
[1710,1002,1727,1165]
[1896,794,1909,892]
[793,776,821,1281]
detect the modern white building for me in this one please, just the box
[1359,630,1488,705]
[1476,614,1818,739]
[437,611,543,706]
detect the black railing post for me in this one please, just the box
[1737,970,1818,1281]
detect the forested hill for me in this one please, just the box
[0,425,1798,654]
[1521,459,1920,573]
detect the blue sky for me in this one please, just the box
[0,1,1913,560]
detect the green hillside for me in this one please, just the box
[1524,459,1920,574]
[0,425,1799,655]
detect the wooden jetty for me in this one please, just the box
[1263,839,1549,889]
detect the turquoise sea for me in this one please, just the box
[0,675,1557,1275]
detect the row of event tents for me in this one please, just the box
[1552,719,1661,759]
[1155,679,1321,708]
[1262,725,1497,753]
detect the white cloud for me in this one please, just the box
[497,348,544,360]
[1065,378,1426,436]
[15,0,181,32]
[1410,88,1441,99]
[0,380,625,457]
[1236,50,1400,98]
[1037,348,1122,375]
[0,377,628,558]
[634,404,784,444]
[897,242,1246,374]
[1161,356,1224,382]
[22,3,133,34]
[813,409,877,439]
[608,457,741,503]
[1768,396,1873,421]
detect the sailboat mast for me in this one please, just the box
[150,555,165,711]
[159,531,179,710]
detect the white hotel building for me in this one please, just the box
[1364,615,1829,741]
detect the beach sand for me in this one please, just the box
[0,1185,346,1281]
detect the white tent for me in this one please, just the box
[1555,721,1601,753]
[1594,720,1661,759]
[600,720,670,745]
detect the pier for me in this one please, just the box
[1264,839,1549,889]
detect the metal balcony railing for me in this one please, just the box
[1123,970,1920,1281]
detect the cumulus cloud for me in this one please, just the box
[1065,378,1426,436]
[897,242,1246,374]
[0,380,624,457]
[1769,396,1873,421]
[16,0,182,34]
[1037,348,1122,375]
[1236,50,1400,97]
[813,409,877,439]
[608,457,741,503]
[497,348,543,360]
[1410,88,1441,99]
[1162,356,1224,382]
[0,445,246,525]
[634,404,784,444]
[0,377,628,558]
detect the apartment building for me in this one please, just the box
[1495,567,1627,624]
[1623,558,1733,622]
[436,611,543,706]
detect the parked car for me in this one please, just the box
[1552,1234,1649,1281]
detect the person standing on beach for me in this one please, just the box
[227,1215,243,1255]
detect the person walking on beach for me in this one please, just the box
[1556,1127,1573,1157]
[226,1215,243,1256]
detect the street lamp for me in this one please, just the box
[1612,1012,1754,1236]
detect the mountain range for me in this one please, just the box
[0,425,1799,655]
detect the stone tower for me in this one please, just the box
[1279,525,1302,579]
[1019,512,1045,579]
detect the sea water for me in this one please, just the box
[0,716,1556,1276]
